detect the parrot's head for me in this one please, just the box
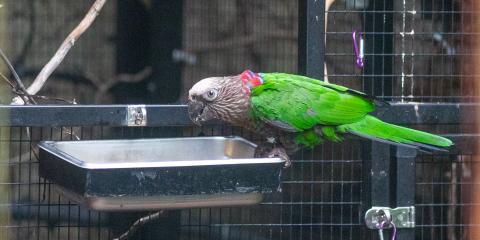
[187,75,250,125]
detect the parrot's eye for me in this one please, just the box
[204,89,218,101]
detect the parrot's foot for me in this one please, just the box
[268,147,291,168]
[254,143,291,168]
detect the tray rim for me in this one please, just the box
[38,136,284,169]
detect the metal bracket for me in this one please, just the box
[126,105,147,126]
[365,206,415,229]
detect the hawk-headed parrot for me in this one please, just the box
[187,70,453,166]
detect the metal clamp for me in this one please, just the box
[365,206,415,229]
[126,105,147,126]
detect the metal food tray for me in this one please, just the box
[38,136,284,211]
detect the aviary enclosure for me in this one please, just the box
[0,0,476,240]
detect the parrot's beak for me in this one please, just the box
[187,100,206,126]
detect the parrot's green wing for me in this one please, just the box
[250,72,452,150]
[250,73,375,131]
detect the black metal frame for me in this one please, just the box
[1,103,474,240]
[298,0,325,79]
[298,0,469,239]
[0,105,190,127]
[0,103,470,127]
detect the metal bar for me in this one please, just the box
[0,105,191,127]
[362,141,391,240]
[0,103,474,127]
[298,0,325,79]
[370,143,392,206]
[4,105,126,126]
[394,147,417,240]
[364,2,401,232]
[376,102,472,124]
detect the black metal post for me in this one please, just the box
[370,143,392,207]
[394,147,417,240]
[298,0,325,79]
[365,136,418,240]
[362,1,399,239]
[362,142,392,239]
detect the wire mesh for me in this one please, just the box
[1,125,364,240]
[4,126,110,239]
[181,0,298,99]
[326,0,464,102]
[177,134,364,240]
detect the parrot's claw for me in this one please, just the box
[255,144,291,168]
[267,147,291,168]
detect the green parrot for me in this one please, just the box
[187,70,453,166]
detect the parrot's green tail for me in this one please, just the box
[337,115,453,151]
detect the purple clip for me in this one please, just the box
[353,30,364,68]
[378,220,397,240]
[390,222,397,240]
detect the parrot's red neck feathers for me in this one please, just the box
[240,69,263,95]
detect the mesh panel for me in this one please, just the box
[2,126,363,240]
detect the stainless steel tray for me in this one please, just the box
[38,137,284,211]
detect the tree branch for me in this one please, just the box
[0,48,36,104]
[113,211,164,240]
[12,0,108,104]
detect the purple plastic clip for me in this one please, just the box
[379,220,397,240]
[353,30,365,68]
[390,222,397,240]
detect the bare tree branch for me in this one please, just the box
[0,48,27,92]
[0,48,36,104]
[0,72,15,89]
[12,0,108,104]
[113,211,165,240]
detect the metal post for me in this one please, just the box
[363,0,396,238]
[370,143,392,207]
[364,144,417,240]
[394,146,417,240]
[362,142,392,239]
[298,0,325,79]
